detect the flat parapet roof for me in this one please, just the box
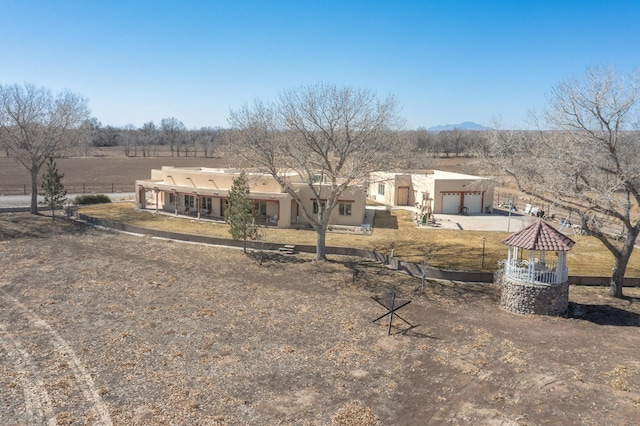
[157,166,299,177]
[372,170,490,180]
[426,170,490,180]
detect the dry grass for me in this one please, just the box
[78,202,640,277]
[1,213,639,424]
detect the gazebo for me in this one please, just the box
[499,220,575,315]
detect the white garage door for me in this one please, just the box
[441,193,460,214]
[464,193,483,214]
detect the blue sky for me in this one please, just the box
[2,1,638,130]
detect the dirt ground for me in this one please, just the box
[0,155,228,195]
[0,147,474,195]
[1,213,639,425]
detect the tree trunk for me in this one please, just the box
[610,263,626,298]
[315,225,327,261]
[243,227,247,253]
[30,168,39,214]
[609,233,638,298]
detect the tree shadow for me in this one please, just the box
[568,302,640,327]
[372,209,399,229]
[0,213,88,240]
[424,280,501,304]
[347,260,500,308]
[248,250,308,266]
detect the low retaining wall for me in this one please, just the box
[75,214,640,287]
[76,214,492,283]
[568,275,640,287]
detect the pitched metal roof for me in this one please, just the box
[502,220,575,251]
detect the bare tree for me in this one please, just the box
[229,83,403,261]
[436,131,452,157]
[0,83,89,214]
[121,123,137,156]
[79,117,101,156]
[484,67,640,298]
[140,121,157,157]
[193,127,221,158]
[0,126,9,157]
[160,117,186,157]
[102,125,121,147]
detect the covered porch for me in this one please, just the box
[136,184,293,227]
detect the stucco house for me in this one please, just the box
[135,166,367,228]
[368,170,494,214]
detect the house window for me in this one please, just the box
[184,195,195,209]
[339,202,352,216]
[313,200,326,214]
[378,183,385,196]
[201,197,212,213]
[169,193,176,204]
[254,200,267,218]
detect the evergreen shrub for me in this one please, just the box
[72,194,112,205]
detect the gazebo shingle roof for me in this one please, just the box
[502,220,575,251]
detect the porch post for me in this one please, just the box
[505,245,512,275]
[528,250,536,283]
[138,186,146,209]
[557,251,567,284]
[174,192,178,216]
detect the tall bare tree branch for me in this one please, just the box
[229,83,403,260]
[0,83,89,213]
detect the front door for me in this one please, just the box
[201,197,212,214]
[397,186,410,205]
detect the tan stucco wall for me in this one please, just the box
[293,184,366,226]
[157,166,287,193]
[136,167,366,228]
[368,171,494,214]
[368,172,397,206]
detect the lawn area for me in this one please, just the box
[77,201,640,277]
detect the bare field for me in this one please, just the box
[0,150,228,194]
[0,147,473,194]
[1,214,639,425]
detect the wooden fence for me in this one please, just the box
[1,183,132,195]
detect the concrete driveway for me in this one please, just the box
[402,206,546,233]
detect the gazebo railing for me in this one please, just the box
[501,260,568,285]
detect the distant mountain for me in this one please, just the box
[427,122,491,131]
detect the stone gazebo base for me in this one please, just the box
[499,277,569,316]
